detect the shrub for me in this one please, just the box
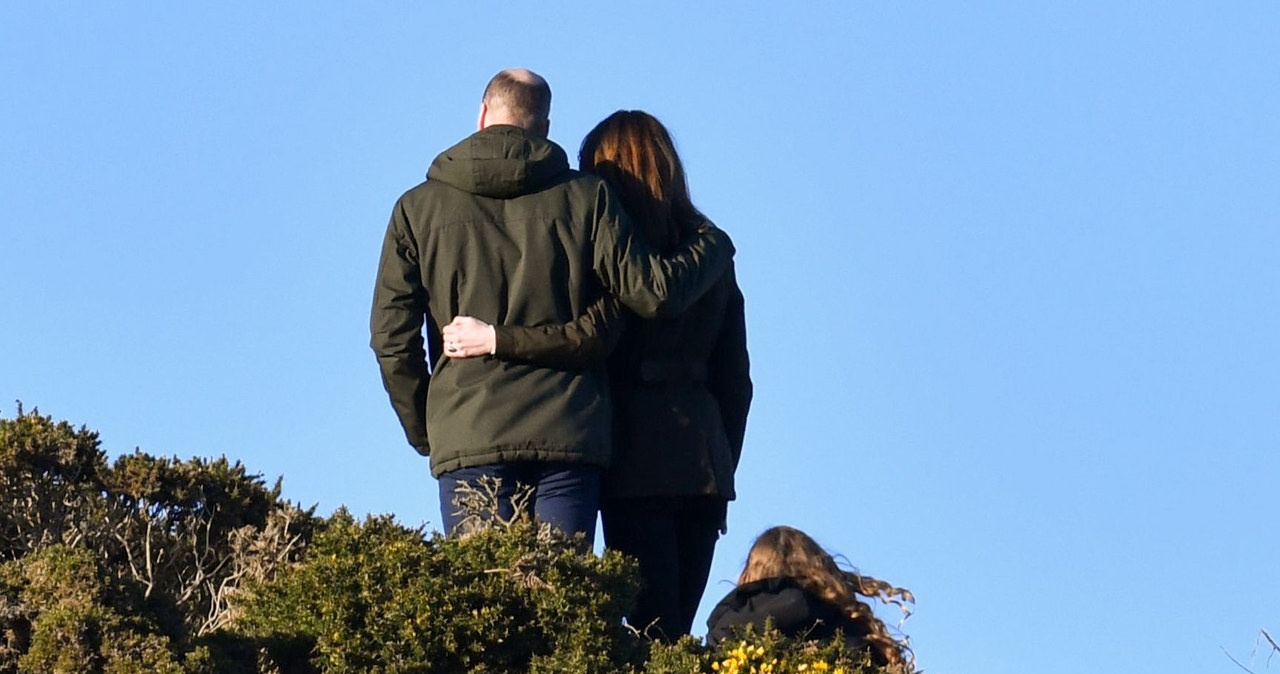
[233,493,642,674]
[688,630,901,674]
[631,629,909,674]
[0,545,192,674]
[2,407,914,673]
[0,406,315,671]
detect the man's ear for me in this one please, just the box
[539,118,550,138]
[477,102,489,131]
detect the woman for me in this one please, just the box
[442,110,751,640]
[706,526,913,667]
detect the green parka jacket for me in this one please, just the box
[370,126,733,477]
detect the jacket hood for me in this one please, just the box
[426,125,570,199]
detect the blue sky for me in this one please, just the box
[3,3,1277,673]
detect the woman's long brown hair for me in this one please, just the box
[739,526,915,667]
[579,110,707,252]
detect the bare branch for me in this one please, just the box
[143,517,155,599]
[1224,630,1279,674]
[1224,646,1258,674]
[114,530,148,594]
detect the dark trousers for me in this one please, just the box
[601,496,726,640]
[438,462,602,542]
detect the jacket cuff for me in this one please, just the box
[492,325,513,358]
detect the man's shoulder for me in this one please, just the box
[389,168,609,234]
[561,168,601,186]
[563,168,606,189]
[399,168,602,198]
[390,177,476,220]
[557,169,610,200]
[398,177,446,202]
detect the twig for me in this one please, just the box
[143,517,155,599]
[1223,630,1279,674]
[1224,646,1258,674]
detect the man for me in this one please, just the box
[370,69,732,540]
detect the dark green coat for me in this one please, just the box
[370,125,733,477]
[494,251,752,501]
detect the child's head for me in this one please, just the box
[739,526,913,667]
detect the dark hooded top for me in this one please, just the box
[370,125,733,476]
[706,577,883,665]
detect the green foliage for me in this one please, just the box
[235,507,642,674]
[0,406,315,672]
[1,546,187,674]
[641,635,711,674]
[3,407,912,674]
[0,407,108,560]
[637,629,906,674]
[230,493,911,674]
[706,629,892,674]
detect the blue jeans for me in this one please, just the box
[438,462,601,542]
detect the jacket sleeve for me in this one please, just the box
[707,264,752,468]
[491,294,629,369]
[590,182,735,319]
[369,200,432,455]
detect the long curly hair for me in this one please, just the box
[738,526,914,666]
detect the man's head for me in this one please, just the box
[478,68,551,137]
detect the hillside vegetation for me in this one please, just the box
[0,407,906,674]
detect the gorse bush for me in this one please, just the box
[231,510,905,674]
[0,546,195,674]
[0,406,315,672]
[1,407,913,673]
[680,631,902,674]
[236,503,643,673]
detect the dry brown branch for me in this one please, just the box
[201,502,311,635]
[449,476,535,536]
